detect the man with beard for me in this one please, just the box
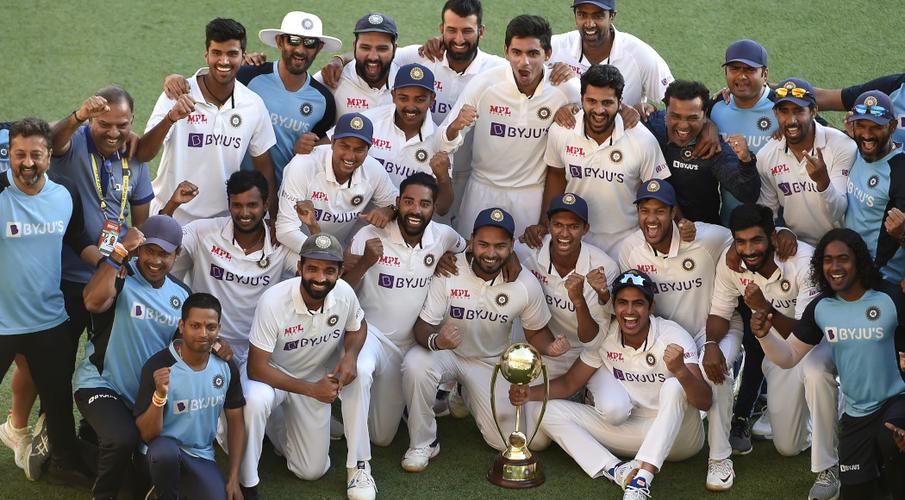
[528,64,668,257]
[138,18,278,224]
[244,233,375,500]
[645,79,761,225]
[705,204,839,498]
[842,91,905,282]
[0,118,100,484]
[756,78,856,246]
[440,15,581,238]
[276,113,397,249]
[549,0,673,114]
[342,173,466,453]
[753,228,905,499]
[73,215,190,499]
[315,13,399,117]
[815,73,905,145]
[400,207,569,471]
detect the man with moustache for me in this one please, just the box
[244,233,375,500]
[705,204,839,497]
[756,78,857,246]
[138,18,278,224]
[842,91,905,282]
[815,73,905,145]
[342,173,466,453]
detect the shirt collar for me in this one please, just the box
[291,278,336,316]
[782,121,827,155]
[322,148,363,187]
[577,112,625,146]
[537,234,593,278]
[386,219,438,249]
[190,67,236,109]
[218,217,278,257]
[645,222,682,258]
[505,62,549,98]
[740,250,786,283]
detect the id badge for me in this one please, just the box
[98,220,122,256]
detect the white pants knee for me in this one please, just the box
[359,324,406,447]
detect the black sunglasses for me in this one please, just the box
[284,35,321,48]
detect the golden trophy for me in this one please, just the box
[487,342,549,488]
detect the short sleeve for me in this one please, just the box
[519,279,553,331]
[169,220,199,279]
[128,161,155,206]
[247,100,277,158]
[579,345,604,369]
[248,295,280,353]
[132,349,176,417]
[418,273,450,326]
[224,360,246,409]
[344,291,365,332]
[543,124,566,169]
[791,297,824,346]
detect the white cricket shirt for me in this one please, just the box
[314,61,398,117]
[358,105,450,187]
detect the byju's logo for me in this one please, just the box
[450,305,465,319]
[569,165,583,178]
[131,303,146,319]
[210,264,225,280]
[188,133,204,148]
[173,400,189,414]
[378,273,395,289]
[6,222,20,237]
[490,122,506,137]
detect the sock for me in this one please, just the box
[634,469,654,486]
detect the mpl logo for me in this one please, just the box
[378,273,395,289]
[739,277,754,287]
[378,255,401,267]
[771,164,790,176]
[606,351,624,362]
[5,222,20,238]
[434,80,443,91]
[210,245,232,262]
[284,324,305,336]
[635,264,657,273]
[311,191,329,201]
[450,288,471,298]
[186,114,208,125]
[564,145,585,158]
[488,105,512,117]
[371,138,392,150]
[346,97,369,109]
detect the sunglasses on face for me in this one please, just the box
[853,103,891,118]
[285,35,321,48]
[774,86,811,99]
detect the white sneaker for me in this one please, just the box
[623,475,652,499]
[347,461,377,500]
[331,415,345,440]
[401,443,440,472]
[751,412,773,439]
[0,415,30,469]
[448,390,469,419]
[602,459,640,490]
[705,458,734,491]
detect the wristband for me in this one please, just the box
[152,391,167,407]
[72,109,86,123]
[428,333,440,352]
[103,257,121,272]
[331,55,345,64]
[112,242,129,260]
[703,340,719,348]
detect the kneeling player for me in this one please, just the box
[511,270,710,499]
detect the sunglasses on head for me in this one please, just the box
[619,273,648,286]
[284,35,321,48]
[853,103,891,118]
[774,86,811,99]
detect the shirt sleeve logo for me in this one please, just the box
[866,306,881,321]
[229,114,242,128]
[212,374,224,389]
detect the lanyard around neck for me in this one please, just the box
[90,154,130,223]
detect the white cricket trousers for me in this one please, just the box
[699,316,744,461]
[359,324,407,447]
[455,178,543,239]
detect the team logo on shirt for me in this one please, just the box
[229,114,242,128]
[780,279,791,292]
[681,148,693,160]
[864,95,879,107]
[351,195,364,206]
[327,314,339,326]
[424,253,435,266]
[5,222,20,237]
[300,103,313,116]
[757,117,772,131]
[868,175,879,188]
[212,374,224,389]
[682,258,695,271]
[368,14,384,24]
[609,150,623,163]
[866,306,881,321]
[825,327,836,342]
[415,149,429,162]
[170,296,182,309]
[645,353,656,366]
[301,17,314,30]
[495,293,509,306]
[0,144,8,160]
[173,400,189,415]
[4,220,65,237]
[537,107,552,120]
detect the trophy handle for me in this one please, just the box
[489,363,508,447]
[526,363,549,449]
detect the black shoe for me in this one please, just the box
[45,458,94,489]
[729,416,753,455]
[241,484,259,500]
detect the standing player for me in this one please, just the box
[705,204,839,497]
[276,112,397,249]
[137,18,278,224]
[512,270,709,500]
[756,77,856,245]
[439,15,580,237]
[400,207,569,471]
[134,293,245,500]
[753,228,905,499]
[243,233,375,500]
[549,0,673,113]
[816,72,905,144]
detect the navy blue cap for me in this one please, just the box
[773,78,817,108]
[333,113,373,145]
[572,0,616,10]
[473,207,515,237]
[547,192,589,223]
[611,269,655,303]
[300,233,344,262]
[634,179,676,207]
[850,90,896,125]
[142,215,182,253]
[723,39,767,68]
[354,12,397,39]
[394,63,435,93]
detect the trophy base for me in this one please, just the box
[487,452,545,488]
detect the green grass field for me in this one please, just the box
[1,0,902,498]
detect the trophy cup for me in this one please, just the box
[487,342,549,488]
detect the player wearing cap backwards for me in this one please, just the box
[526,64,668,257]
[842,91,905,283]
[134,293,245,500]
[705,204,840,497]
[815,73,905,145]
[342,173,466,450]
[400,207,570,471]
[138,18,278,224]
[756,77,857,246]
[511,269,709,500]
[276,112,398,249]
[243,233,376,500]
[515,193,617,377]
[164,11,341,186]
[549,0,673,115]
[73,215,191,499]
[439,14,580,238]
[752,228,905,500]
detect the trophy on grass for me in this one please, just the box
[487,342,549,488]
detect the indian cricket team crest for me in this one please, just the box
[350,116,365,130]
[868,175,879,188]
[645,353,656,366]
[681,147,693,160]
[495,293,509,306]
[682,258,695,271]
[647,180,661,192]
[783,81,796,90]
[864,95,879,107]
[327,314,339,326]
[866,306,881,321]
[368,14,384,25]
[351,194,364,206]
[257,255,270,269]
[609,150,623,163]
[415,149,429,162]
[170,296,182,309]
[229,114,242,128]
[410,66,424,80]
[562,193,577,205]
[424,253,435,267]
[300,102,313,116]
[301,17,314,30]
[315,235,332,249]
[757,116,772,131]
[537,107,551,120]
[212,374,224,389]
[490,209,505,222]
[780,279,791,292]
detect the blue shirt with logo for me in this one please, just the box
[842,73,905,145]
[73,260,189,406]
[844,148,905,281]
[238,63,335,185]
[134,342,244,460]
[709,87,778,155]
[0,171,91,334]
[794,282,905,417]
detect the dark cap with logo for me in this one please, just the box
[547,192,589,223]
[572,0,616,11]
[634,179,676,207]
[850,90,896,125]
[354,12,398,39]
[300,233,344,262]
[333,112,374,145]
[141,215,182,253]
[723,39,768,68]
[473,207,515,237]
[611,269,656,303]
[394,63,435,93]
[772,78,817,108]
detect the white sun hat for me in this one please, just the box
[259,11,342,52]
